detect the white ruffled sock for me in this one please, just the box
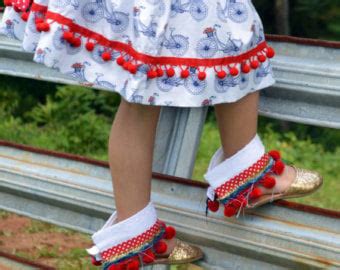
[86,201,158,261]
[204,133,265,200]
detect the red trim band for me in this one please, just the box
[30,2,48,13]
[45,10,270,68]
[100,219,164,262]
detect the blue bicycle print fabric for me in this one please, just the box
[0,0,276,107]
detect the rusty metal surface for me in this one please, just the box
[0,251,55,270]
[0,145,339,270]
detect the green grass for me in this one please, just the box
[24,219,78,235]
[193,118,340,210]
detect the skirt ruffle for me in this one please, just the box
[1,0,277,107]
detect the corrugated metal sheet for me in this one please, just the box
[0,143,339,270]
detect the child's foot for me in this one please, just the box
[256,164,296,196]
[247,163,323,209]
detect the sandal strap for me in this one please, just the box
[206,150,286,217]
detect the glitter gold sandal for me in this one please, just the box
[246,165,323,209]
[205,149,323,217]
[86,202,203,269]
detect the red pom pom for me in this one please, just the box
[258,54,267,62]
[262,175,276,189]
[198,71,206,81]
[41,22,50,32]
[268,150,281,161]
[273,160,285,175]
[62,31,73,42]
[21,12,29,22]
[181,69,190,78]
[13,5,21,12]
[229,67,239,76]
[123,61,131,70]
[108,264,123,270]
[266,47,275,58]
[70,37,81,47]
[217,70,227,79]
[250,60,259,69]
[142,249,155,263]
[230,198,246,209]
[102,52,112,61]
[147,69,157,79]
[224,206,237,217]
[116,56,125,66]
[207,200,220,212]
[90,256,102,266]
[4,0,12,7]
[166,67,175,77]
[128,64,137,74]
[127,260,140,270]
[36,22,50,32]
[85,42,95,51]
[241,63,251,73]
[35,17,44,24]
[249,187,262,200]
[158,220,166,228]
[164,226,176,240]
[154,241,167,254]
[156,68,164,77]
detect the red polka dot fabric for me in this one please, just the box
[100,219,164,262]
[215,153,271,199]
[12,0,32,11]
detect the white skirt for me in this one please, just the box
[0,0,277,107]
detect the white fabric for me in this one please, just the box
[86,201,157,257]
[204,134,264,200]
[0,0,276,107]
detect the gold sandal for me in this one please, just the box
[86,202,203,269]
[246,166,323,209]
[151,238,203,265]
[206,150,323,217]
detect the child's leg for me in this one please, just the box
[108,99,160,222]
[87,101,202,268]
[214,91,296,196]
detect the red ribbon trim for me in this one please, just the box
[45,10,269,68]
[30,2,48,13]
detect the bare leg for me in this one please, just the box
[214,91,295,195]
[108,99,160,221]
[108,99,175,253]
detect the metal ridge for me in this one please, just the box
[265,34,340,48]
[0,139,339,219]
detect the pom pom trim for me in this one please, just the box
[10,2,276,82]
[206,150,286,218]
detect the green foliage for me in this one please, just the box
[0,79,120,160]
[253,0,340,40]
[0,75,57,119]
[289,0,340,40]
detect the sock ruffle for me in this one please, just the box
[204,134,285,217]
[86,202,176,269]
